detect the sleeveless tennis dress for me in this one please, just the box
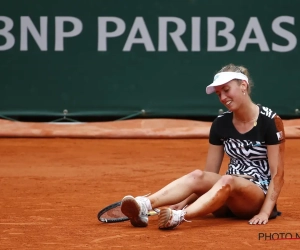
[209,105,285,194]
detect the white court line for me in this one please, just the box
[0,222,51,225]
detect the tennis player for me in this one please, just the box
[121,63,285,229]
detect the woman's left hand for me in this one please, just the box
[248,212,269,225]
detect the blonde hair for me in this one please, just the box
[218,63,254,94]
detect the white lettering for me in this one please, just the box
[98,17,125,51]
[207,17,236,51]
[0,15,297,53]
[0,16,15,50]
[238,17,269,51]
[123,17,155,51]
[55,17,83,51]
[272,16,297,52]
[158,17,188,51]
[191,17,201,51]
[20,16,48,51]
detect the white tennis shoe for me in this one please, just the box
[121,195,152,227]
[158,208,188,230]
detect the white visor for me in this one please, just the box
[206,72,248,94]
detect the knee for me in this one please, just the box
[188,169,205,180]
[185,170,205,189]
[219,175,234,186]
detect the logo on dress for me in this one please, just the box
[259,180,269,185]
[276,131,284,141]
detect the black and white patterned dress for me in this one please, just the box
[209,105,285,194]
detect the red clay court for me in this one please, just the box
[0,118,300,250]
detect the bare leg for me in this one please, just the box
[120,170,221,228]
[158,175,266,229]
[148,170,221,208]
[184,175,265,220]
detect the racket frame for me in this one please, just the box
[97,201,159,223]
[98,201,129,223]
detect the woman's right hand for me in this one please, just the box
[169,201,188,210]
[169,193,199,210]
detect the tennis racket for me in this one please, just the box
[97,201,159,223]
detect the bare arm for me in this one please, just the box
[260,143,285,216]
[204,144,225,173]
[249,142,285,225]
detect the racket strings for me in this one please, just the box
[100,206,126,220]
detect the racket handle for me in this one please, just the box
[148,208,160,216]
